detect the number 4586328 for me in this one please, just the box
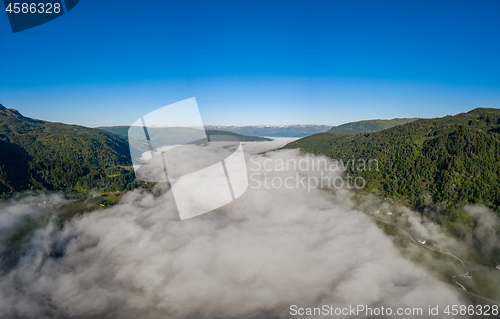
[5,2,61,14]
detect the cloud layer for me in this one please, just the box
[0,140,468,318]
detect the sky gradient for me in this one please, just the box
[1,0,499,127]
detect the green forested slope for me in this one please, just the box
[327,118,419,134]
[0,105,272,195]
[284,108,500,218]
[0,104,138,194]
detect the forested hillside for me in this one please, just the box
[284,108,500,221]
[0,104,138,194]
[0,105,273,195]
[327,118,419,134]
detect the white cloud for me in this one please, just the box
[0,141,466,318]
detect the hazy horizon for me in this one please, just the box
[4,101,496,129]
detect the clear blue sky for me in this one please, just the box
[1,0,499,127]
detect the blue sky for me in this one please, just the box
[1,0,499,127]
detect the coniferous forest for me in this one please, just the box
[284,108,500,224]
[0,104,270,196]
[0,104,139,195]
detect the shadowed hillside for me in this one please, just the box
[0,105,272,195]
[0,104,138,194]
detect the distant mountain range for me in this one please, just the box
[201,118,420,137]
[327,118,419,134]
[98,126,271,153]
[201,125,332,137]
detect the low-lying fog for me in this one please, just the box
[0,138,498,318]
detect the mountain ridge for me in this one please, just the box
[283,107,500,219]
[0,105,272,195]
[97,126,272,143]
[0,105,137,194]
[167,124,332,138]
[327,117,419,134]
[189,118,421,137]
